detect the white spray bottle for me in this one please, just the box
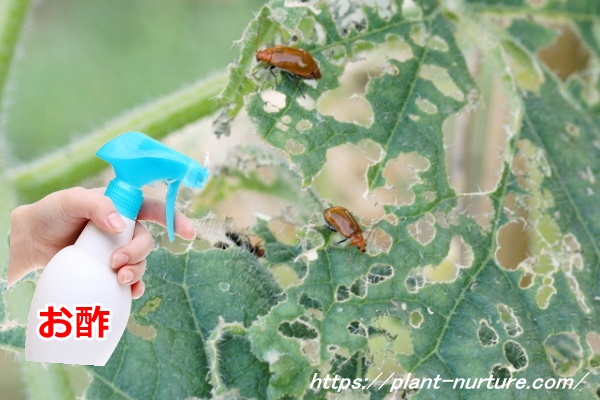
[25,131,210,365]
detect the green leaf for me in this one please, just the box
[0,281,25,351]
[83,249,280,399]
[0,0,31,105]
[236,0,476,189]
[507,19,558,52]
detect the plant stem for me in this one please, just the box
[0,0,31,270]
[8,72,227,202]
[0,0,31,105]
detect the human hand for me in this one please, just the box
[8,187,196,298]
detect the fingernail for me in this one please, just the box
[107,213,126,232]
[112,253,129,268]
[121,269,135,284]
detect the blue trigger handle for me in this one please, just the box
[166,180,182,242]
[97,132,210,240]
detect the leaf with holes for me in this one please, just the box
[2,250,281,399]
[3,0,600,399]
[221,0,476,189]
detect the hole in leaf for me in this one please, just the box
[423,236,473,283]
[318,143,385,221]
[409,23,427,46]
[358,138,384,164]
[538,25,589,81]
[285,139,305,154]
[428,35,449,52]
[300,339,320,365]
[478,320,499,347]
[415,97,438,115]
[443,73,511,198]
[127,317,156,340]
[138,296,162,317]
[299,294,323,311]
[365,335,407,381]
[562,233,583,271]
[386,213,398,226]
[296,119,313,132]
[409,310,423,329]
[405,271,424,293]
[347,321,367,337]
[271,264,301,289]
[374,151,430,206]
[317,90,373,127]
[296,94,315,110]
[586,332,600,368]
[336,285,351,302]
[491,365,512,387]
[330,352,368,380]
[267,217,301,247]
[503,340,528,370]
[350,278,366,297]
[261,89,287,113]
[519,273,534,289]
[456,194,495,231]
[316,35,413,127]
[367,264,394,284]
[408,213,436,246]
[371,316,413,355]
[496,220,528,271]
[497,304,523,337]
[536,283,556,309]
[420,64,464,101]
[401,0,423,19]
[544,332,583,376]
[331,0,397,34]
[275,121,289,132]
[433,211,454,229]
[368,228,393,253]
[278,320,318,340]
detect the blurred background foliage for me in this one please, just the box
[1,1,263,398]
[5,0,263,164]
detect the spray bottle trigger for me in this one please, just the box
[165,180,182,242]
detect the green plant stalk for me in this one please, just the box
[8,72,227,203]
[0,0,30,103]
[0,3,73,400]
[0,0,31,272]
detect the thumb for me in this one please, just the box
[57,187,127,234]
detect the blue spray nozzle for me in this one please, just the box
[97,132,210,241]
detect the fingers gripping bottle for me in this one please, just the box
[25,132,210,365]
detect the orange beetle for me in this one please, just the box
[256,45,321,80]
[323,206,366,253]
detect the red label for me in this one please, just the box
[37,304,111,340]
